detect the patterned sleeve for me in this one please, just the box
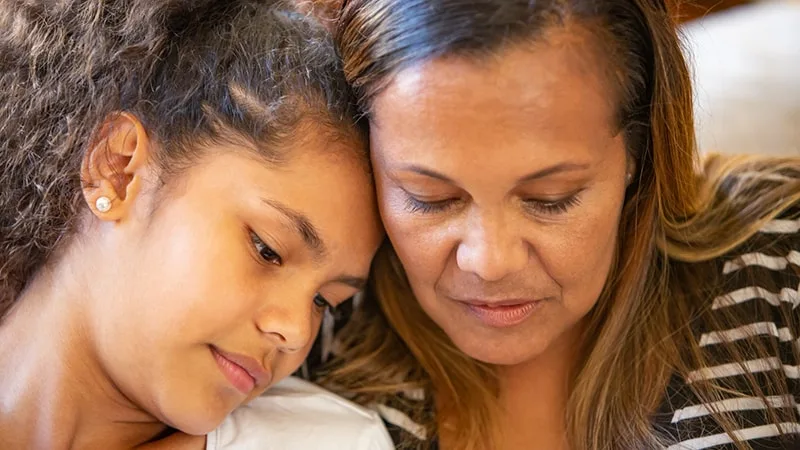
[656,206,800,449]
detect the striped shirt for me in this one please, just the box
[302,207,800,449]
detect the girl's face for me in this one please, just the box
[369,36,630,366]
[83,123,383,434]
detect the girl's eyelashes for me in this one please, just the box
[249,230,340,315]
[250,231,282,266]
[313,293,333,312]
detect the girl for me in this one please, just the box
[0,0,389,448]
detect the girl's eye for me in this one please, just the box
[403,195,458,214]
[250,232,282,266]
[313,293,332,311]
[523,192,583,216]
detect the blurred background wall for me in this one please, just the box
[675,0,799,156]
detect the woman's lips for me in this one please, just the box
[458,299,543,328]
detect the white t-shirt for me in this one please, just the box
[205,377,393,450]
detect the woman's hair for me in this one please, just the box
[0,0,361,319]
[321,1,800,449]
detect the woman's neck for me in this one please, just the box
[493,322,586,450]
[0,262,169,449]
[436,323,585,450]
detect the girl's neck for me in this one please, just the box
[0,261,168,449]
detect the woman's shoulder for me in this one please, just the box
[687,202,799,376]
[673,202,800,327]
[206,377,394,450]
[655,205,800,448]
[704,203,799,323]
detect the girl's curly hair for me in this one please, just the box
[0,0,361,319]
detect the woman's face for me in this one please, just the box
[85,127,383,434]
[370,36,630,366]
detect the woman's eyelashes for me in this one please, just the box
[403,195,458,214]
[522,191,583,215]
[402,191,584,216]
[250,231,283,266]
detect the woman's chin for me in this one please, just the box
[448,331,551,367]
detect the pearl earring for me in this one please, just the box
[626,173,633,184]
[95,196,112,213]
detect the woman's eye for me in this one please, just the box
[403,194,458,214]
[250,232,282,266]
[523,192,582,216]
[313,293,332,311]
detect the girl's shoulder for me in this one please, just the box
[206,377,394,450]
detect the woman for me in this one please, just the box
[0,0,390,448]
[318,0,800,449]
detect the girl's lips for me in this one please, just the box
[210,346,272,394]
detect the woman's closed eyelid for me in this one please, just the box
[398,183,459,199]
[396,184,462,212]
[521,190,584,215]
[400,189,585,216]
[403,194,460,214]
